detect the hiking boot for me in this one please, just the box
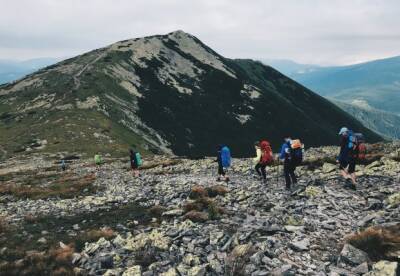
[343,178,352,188]
[262,179,267,185]
[350,183,357,190]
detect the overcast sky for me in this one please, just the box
[1,0,400,65]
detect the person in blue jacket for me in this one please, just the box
[279,136,297,190]
[215,144,230,182]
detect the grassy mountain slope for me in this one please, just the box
[333,100,400,139]
[288,56,400,115]
[0,31,381,159]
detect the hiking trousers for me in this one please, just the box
[218,163,226,176]
[255,163,267,180]
[284,161,297,189]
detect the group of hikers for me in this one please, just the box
[60,126,365,192]
[215,126,365,191]
[216,136,303,190]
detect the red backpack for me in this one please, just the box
[357,143,367,160]
[260,140,273,165]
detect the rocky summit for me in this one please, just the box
[0,142,399,275]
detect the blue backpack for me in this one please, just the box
[347,130,357,150]
[221,146,231,168]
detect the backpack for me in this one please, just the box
[290,139,303,165]
[260,140,273,165]
[351,133,366,159]
[134,152,143,167]
[357,143,367,160]
[221,146,231,168]
[94,154,102,165]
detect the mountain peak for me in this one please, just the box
[167,29,190,37]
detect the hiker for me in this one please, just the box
[279,137,298,191]
[129,149,142,177]
[337,127,359,190]
[94,153,102,169]
[60,159,66,171]
[216,144,231,182]
[253,140,273,184]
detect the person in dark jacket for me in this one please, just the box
[129,149,140,177]
[337,127,357,189]
[279,136,297,190]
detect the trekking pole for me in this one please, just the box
[276,157,280,186]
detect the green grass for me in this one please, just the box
[0,108,151,160]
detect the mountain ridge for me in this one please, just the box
[0,30,381,159]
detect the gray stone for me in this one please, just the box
[340,244,369,266]
[289,238,310,251]
[249,251,264,265]
[352,262,369,274]
[269,264,293,276]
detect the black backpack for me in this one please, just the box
[290,147,303,166]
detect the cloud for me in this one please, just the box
[1,0,399,65]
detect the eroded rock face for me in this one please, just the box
[0,142,399,275]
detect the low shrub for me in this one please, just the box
[208,201,224,220]
[149,205,166,218]
[206,185,229,197]
[183,211,209,222]
[74,228,115,251]
[0,216,8,233]
[346,224,400,261]
[183,201,203,213]
[189,185,207,199]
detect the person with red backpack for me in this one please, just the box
[253,140,273,184]
[337,127,366,190]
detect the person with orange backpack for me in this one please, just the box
[253,140,273,184]
[279,136,303,191]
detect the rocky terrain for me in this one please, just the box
[0,142,399,275]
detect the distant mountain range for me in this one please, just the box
[0,31,380,159]
[0,58,60,84]
[263,56,400,139]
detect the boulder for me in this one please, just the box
[365,261,398,276]
[322,163,337,173]
[352,262,369,274]
[290,238,310,251]
[340,244,369,266]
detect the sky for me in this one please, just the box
[1,0,400,65]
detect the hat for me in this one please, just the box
[338,127,348,135]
